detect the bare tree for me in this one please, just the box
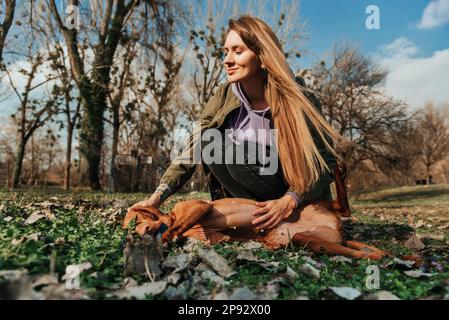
[417,101,449,185]
[5,46,58,188]
[48,0,163,190]
[121,18,185,192]
[48,44,81,190]
[0,122,16,187]
[307,43,411,175]
[22,128,61,187]
[371,116,423,185]
[106,30,139,192]
[0,0,16,67]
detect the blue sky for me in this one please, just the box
[297,0,449,64]
[287,0,449,108]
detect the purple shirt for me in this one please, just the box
[224,83,300,207]
[225,83,274,146]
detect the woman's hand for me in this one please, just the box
[252,195,297,231]
[128,191,163,211]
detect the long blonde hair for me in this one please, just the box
[227,15,342,193]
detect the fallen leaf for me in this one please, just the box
[25,212,45,225]
[329,287,361,300]
[123,277,138,288]
[404,235,425,250]
[123,235,164,278]
[32,274,59,288]
[437,223,449,230]
[301,256,319,267]
[364,291,400,300]
[420,234,445,241]
[259,278,283,299]
[390,257,416,269]
[182,237,203,252]
[194,262,212,272]
[413,220,425,228]
[197,247,236,278]
[330,256,353,263]
[298,263,320,279]
[0,270,28,281]
[166,273,182,286]
[285,266,299,280]
[213,291,230,300]
[236,250,261,262]
[162,253,194,271]
[403,270,436,278]
[294,295,310,300]
[3,216,13,222]
[36,201,55,208]
[242,241,263,250]
[11,233,40,246]
[229,287,258,300]
[201,269,226,287]
[162,285,188,300]
[40,283,89,300]
[259,261,281,270]
[119,281,167,299]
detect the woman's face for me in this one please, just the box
[223,30,262,83]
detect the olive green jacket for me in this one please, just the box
[156,77,336,207]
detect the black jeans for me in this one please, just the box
[201,130,289,201]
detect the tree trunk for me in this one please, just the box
[0,0,16,66]
[426,163,431,186]
[64,123,73,190]
[109,105,120,193]
[12,140,26,188]
[77,79,104,190]
[30,134,35,186]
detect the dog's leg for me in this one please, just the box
[292,233,384,260]
[345,240,389,258]
[162,199,212,243]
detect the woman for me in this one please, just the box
[129,15,341,232]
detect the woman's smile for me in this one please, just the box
[227,67,239,75]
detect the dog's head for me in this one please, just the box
[123,205,173,236]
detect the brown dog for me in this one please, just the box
[123,164,387,260]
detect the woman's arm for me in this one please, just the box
[152,84,228,205]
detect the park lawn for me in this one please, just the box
[0,185,448,300]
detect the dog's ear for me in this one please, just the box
[122,209,138,229]
[123,206,172,235]
[135,220,162,236]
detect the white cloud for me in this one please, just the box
[417,0,449,29]
[379,37,419,58]
[376,37,449,108]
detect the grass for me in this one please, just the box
[1,185,448,300]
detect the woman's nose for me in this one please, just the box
[223,53,234,66]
